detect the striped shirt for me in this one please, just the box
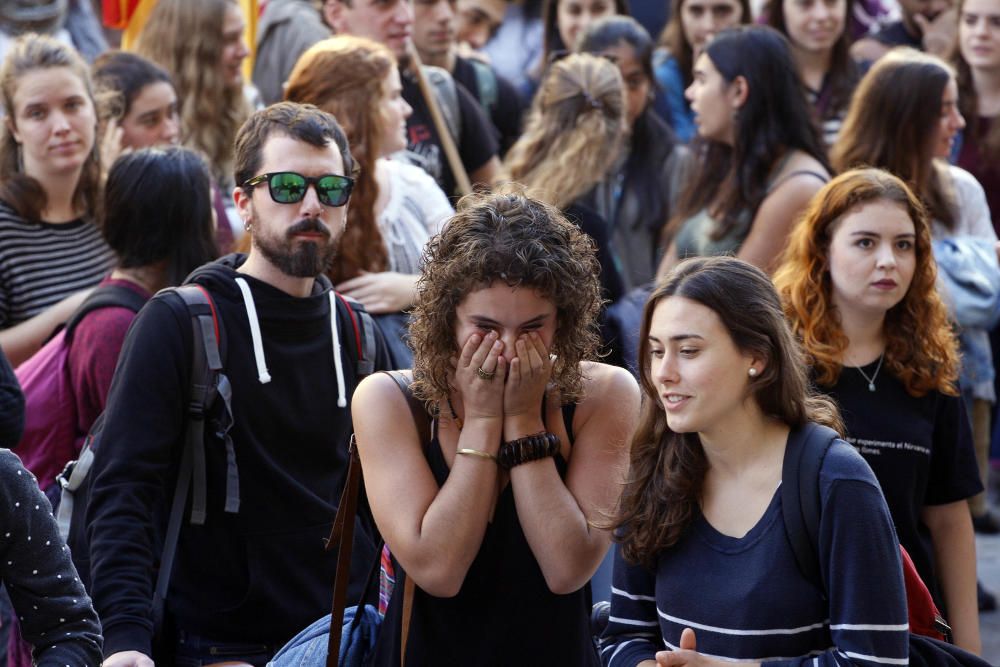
[601,442,910,667]
[0,201,114,327]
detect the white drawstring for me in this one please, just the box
[328,292,347,408]
[234,277,272,384]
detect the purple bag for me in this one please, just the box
[14,285,147,491]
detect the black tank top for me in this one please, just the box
[371,403,600,667]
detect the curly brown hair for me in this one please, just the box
[409,190,603,405]
[615,256,842,567]
[773,168,960,397]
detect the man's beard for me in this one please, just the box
[251,213,339,279]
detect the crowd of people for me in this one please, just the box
[0,0,997,665]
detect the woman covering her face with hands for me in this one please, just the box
[351,191,639,666]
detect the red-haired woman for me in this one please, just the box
[284,36,454,367]
[774,168,983,653]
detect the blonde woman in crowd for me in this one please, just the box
[504,52,629,303]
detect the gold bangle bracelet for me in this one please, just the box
[456,448,498,463]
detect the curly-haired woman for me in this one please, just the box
[351,191,640,665]
[774,168,983,653]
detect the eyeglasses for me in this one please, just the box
[242,171,354,207]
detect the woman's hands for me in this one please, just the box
[655,629,760,667]
[451,331,554,439]
[503,332,553,438]
[453,331,506,428]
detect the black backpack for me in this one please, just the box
[56,283,378,633]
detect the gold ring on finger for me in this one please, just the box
[477,366,496,381]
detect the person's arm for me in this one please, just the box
[503,351,639,593]
[921,392,983,653]
[0,289,94,366]
[85,296,191,661]
[353,332,507,597]
[0,347,23,447]
[336,271,420,314]
[738,172,826,274]
[656,242,680,281]
[598,545,663,667]
[849,37,891,62]
[0,449,103,665]
[950,166,998,241]
[922,501,981,653]
[470,156,500,187]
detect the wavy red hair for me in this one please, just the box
[773,168,959,397]
[284,36,393,283]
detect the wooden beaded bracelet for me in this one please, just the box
[497,432,560,470]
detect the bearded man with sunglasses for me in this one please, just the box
[87,102,391,667]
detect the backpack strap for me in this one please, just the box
[153,284,235,628]
[780,421,839,595]
[334,292,376,378]
[468,58,499,114]
[423,65,462,145]
[64,284,148,340]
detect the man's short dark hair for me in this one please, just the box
[233,101,355,189]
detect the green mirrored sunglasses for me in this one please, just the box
[242,171,354,207]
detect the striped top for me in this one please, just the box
[0,201,114,328]
[600,442,910,667]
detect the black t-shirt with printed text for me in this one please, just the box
[822,362,982,608]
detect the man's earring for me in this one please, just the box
[243,219,252,232]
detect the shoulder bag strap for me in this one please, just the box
[325,433,363,667]
[382,371,424,667]
[64,284,148,340]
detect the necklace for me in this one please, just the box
[855,353,885,392]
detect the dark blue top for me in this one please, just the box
[600,441,909,666]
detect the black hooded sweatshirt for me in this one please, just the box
[86,255,388,658]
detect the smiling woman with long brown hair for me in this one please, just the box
[600,254,907,667]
